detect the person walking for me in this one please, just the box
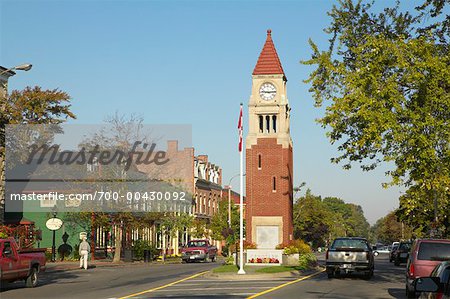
[79,236,90,270]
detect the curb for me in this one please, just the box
[205,266,325,280]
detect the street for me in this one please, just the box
[258,254,407,299]
[0,253,408,299]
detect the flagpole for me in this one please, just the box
[238,103,246,275]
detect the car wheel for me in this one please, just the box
[25,267,38,288]
[406,286,415,298]
[364,269,374,280]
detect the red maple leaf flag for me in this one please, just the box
[238,104,243,152]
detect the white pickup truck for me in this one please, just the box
[326,237,375,279]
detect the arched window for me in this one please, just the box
[272,115,277,132]
[259,115,264,133]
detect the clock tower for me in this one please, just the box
[245,29,293,248]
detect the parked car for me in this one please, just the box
[415,261,450,299]
[0,237,47,288]
[406,239,450,298]
[390,244,400,262]
[326,237,374,279]
[394,241,412,266]
[374,245,390,255]
[181,239,217,263]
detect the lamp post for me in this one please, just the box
[225,174,240,228]
[51,206,57,262]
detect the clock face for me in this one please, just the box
[259,83,276,101]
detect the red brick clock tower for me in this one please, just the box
[245,30,293,249]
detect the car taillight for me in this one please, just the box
[326,250,329,260]
[408,263,414,278]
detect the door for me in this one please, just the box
[1,241,19,281]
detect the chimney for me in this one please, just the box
[167,140,178,153]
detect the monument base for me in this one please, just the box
[246,249,282,266]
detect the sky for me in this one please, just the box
[1,0,426,224]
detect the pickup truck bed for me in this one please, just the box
[326,237,374,279]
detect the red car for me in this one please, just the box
[0,238,47,288]
[181,239,217,263]
[406,239,450,298]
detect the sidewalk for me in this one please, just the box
[45,259,146,272]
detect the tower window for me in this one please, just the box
[266,115,270,133]
[258,154,262,169]
[272,177,276,192]
[272,115,277,132]
[259,115,263,133]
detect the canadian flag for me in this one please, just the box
[238,104,243,152]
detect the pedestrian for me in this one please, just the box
[79,236,90,270]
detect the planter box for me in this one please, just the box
[246,249,282,266]
[282,253,299,266]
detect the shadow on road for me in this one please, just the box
[388,288,406,299]
[0,269,82,293]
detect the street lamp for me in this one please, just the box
[225,173,245,228]
[0,63,33,76]
[51,206,58,262]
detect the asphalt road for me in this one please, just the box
[0,253,407,299]
[0,262,217,299]
[259,253,407,299]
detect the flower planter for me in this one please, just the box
[246,249,282,266]
[282,253,300,266]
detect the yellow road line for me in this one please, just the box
[247,269,326,299]
[118,270,209,299]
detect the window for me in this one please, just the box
[272,177,276,192]
[272,115,277,132]
[266,116,270,133]
[418,242,450,261]
[259,115,264,133]
[2,242,11,255]
[40,194,56,208]
[258,154,262,169]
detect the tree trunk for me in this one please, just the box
[113,226,122,263]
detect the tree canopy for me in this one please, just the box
[294,189,370,248]
[303,0,450,237]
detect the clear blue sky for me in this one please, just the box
[2,0,424,224]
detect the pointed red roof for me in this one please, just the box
[253,29,285,76]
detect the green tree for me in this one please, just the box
[303,0,450,236]
[372,211,413,243]
[1,86,76,224]
[210,199,239,253]
[294,190,333,248]
[294,189,370,247]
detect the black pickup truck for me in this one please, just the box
[326,237,375,279]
